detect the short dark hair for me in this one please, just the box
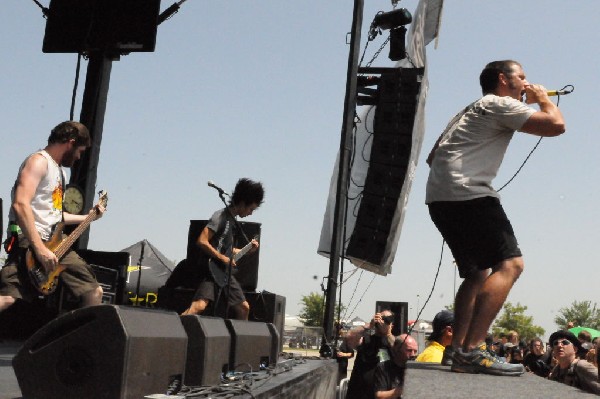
[479,60,521,94]
[48,121,91,147]
[231,178,264,207]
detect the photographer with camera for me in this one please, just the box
[522,337,552,377]
[346,310,396,399]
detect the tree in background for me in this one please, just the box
[492,302,545,342]
[299,291,345,327]
[554,300,600,330]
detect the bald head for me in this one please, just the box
[393,334,418,366]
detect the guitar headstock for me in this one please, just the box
[97,190,108,208]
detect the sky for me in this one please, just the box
[1,1,598,340]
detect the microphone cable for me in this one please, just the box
[419,90,570,324]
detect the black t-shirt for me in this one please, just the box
[346,335,391,399]
[522,351,551,377]
[373,360,406,397]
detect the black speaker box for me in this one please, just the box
[12,305,188,399]
[43,0,161,53]
[245,291,286,352]
[187,220,261,292]
[180,315,230,386]
[375,301,409,336]
[56,249,130,312]
[224,319,274,372]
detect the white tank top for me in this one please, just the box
[8,150,65,240]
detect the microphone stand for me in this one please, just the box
[215,191,250,319]
[134,240,145,306]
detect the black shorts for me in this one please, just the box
[193,276,246,308]
[428,196,522,278]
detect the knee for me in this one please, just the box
[241,301,250,313]
[0,296,16,312]
[188,299,208,315]
[503,257,524,279]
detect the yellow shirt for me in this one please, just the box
[415,341,445,363]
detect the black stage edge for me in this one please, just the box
[404,362,597,398]
[0,340,337,399]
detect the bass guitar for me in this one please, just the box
[26,190,108,295]
[208,235,258,288]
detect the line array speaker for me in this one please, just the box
[347,67,424,267]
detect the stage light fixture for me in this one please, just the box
[370,8,412,61]
[372,8,412,30]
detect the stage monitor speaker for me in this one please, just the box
[43,0,161,54]
[375,301,409,336]
[224,319,274,372]
[188,220,261,292]
[245,291,286,352]
[180,315,230,386]
[13,305,188,399]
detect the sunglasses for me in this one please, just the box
[552,339,572,347]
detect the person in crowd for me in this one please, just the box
[0,121,105,312]
[336,333,355,383]
[373,334,418,399]
[415,310,454,364]
[345,310,396,399]
[523,337,552,377]
[577,330,594,359]
[547,330,600,394]
[181,178,263,320]
[426,59,565,377]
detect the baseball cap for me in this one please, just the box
[428,310,454,342]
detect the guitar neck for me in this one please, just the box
[233,236,258,262]
[54,211,96,259]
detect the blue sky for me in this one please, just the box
[1,1,598,338]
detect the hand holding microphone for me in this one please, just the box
[526,84,574,104]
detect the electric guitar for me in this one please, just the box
[208,235,258,288]
[26,190,108,295]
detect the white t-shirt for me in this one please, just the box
[426,94,536,203]
[8,150,65,240]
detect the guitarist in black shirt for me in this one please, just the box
[182,178,264,320]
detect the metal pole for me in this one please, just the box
[321,0,364,348]
[69,52,114,249]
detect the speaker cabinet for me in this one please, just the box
[43,0,160,54]
[347,67,424,270]
[224,319,274,372]
[13,305,188,399]
[188,220,261,292]
[245,291,286,352]
[180,315,230,386]
[375,301,409,335]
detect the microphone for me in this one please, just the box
[207,181,229,196]
[547,88,573,96]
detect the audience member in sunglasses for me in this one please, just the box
[345,310,396,399]
[547,330,600,394]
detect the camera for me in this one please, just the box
[382,314,395,325]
